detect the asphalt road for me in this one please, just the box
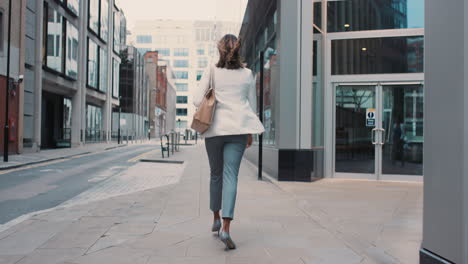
[0,144,159,225]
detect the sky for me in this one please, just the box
[117,0,249,30]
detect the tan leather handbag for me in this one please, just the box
[191,66,216,134]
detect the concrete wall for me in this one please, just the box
[422,0,467,263]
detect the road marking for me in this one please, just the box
[127,149,160,163]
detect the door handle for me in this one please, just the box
[371,128,378,145]
[379,129,386,145]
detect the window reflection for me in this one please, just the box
[332,36,424,75]
[327,0,424,32]
[101,0,109,41]
[113,11,121,52]
[45,6,64,73]
[87,39,99,88]
[100,48,108,92]
[112,59,120,98]
[89,0,99,33]
[66,21,78,79]
[67,0,79,16]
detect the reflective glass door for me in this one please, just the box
[335,85,377,175]
[381,85,424,176]
[334,83,424,179]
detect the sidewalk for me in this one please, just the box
[0,144,423,264]
[0,139,159,170]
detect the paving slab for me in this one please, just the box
[0,143,423,263]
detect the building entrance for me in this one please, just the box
[334,83,424,180]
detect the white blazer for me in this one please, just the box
[192,64,265,138]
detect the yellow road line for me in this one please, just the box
[127,149,159,163]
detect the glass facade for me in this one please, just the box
[113,11,121,52]
[176,108,188,116]
[176,96,188,104]
[332,36,424,75]
[173,60,189,68]
[137,35,152,44]
[86,104,103,142]
[88,0,99,34]
[112,58,120,98]
[175,83,188,91]
[174,71,188,79]
[174,48,189,56]
[67,0,80,16]
[87,39,99,88]
[100,48,108,92]
[100,0,109,41]
[327,0,424,32]
[45,5,65,73]
[66,21,79,79]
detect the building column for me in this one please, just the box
[421,0,467,263]
[32,0,44,151]
[71,0,88,147]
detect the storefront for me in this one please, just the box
[240,0,424,181]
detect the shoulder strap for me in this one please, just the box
[210,65,215,91]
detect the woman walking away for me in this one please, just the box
[192,34,264,250]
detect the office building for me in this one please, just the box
[112,46,148,140]
[130,20,240,132]
[20,0,125,150]
[0,0,26,155]
[144,51,177,138]
[240,0,424,182]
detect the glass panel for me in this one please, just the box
[312,40,323,147]
[100,48,108,92]
[262,37,278,145]
[173,60,189,68]
[66,21,79,79]
[382,85,423,175]
[46,6,64,72]
[112,59,120,97]
[176,96,188,104]
[332,36,424,75]
[113,11,121,52]
[174,71,188,79]
[89,0,99,33]
[67,0,80,16]
[175,83,188,91]
[100,0,109,41]
[335,85,376,174]
[328,0,424,32]
[87,39,99,88]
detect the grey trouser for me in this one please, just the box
[205,135,248,220]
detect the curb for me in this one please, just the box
[0,144,129,171]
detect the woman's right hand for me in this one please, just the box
[246,134,253,148]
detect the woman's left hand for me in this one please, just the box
[246,134,253,148]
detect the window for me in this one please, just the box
[86,104,103,141]
[198,57,208,68]
[100,48,108,92]
[66,21,79,79]
[174,71,188,79]
[176,108,188,116]
[88,0,99,34]
[138,48,151,55]
[175,83,188,91]
[177,96,188,104]
[0,11,3,53]
[157,48,170,56]
[87,39,99,88]
[67,0,80,16]
[197,45,205,55]
[331,36,424,75]
[100,0,109,41]
[45,5,65,73]
[173,60,189,68]
[136,35,152,44]
[327,0,424,32]
[113,11,121,52]
[177,120,188,129]
[174,48,189,56]
[196,70,203,81]
[112,58,120,97]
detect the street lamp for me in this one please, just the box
[118,96,122,144]
[3,0,12,162]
